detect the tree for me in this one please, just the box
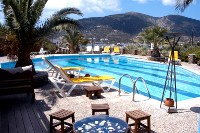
[140,26,168,57]
[176,0,193,12]
[33,38,57,53]
[62,26,89,54]
[0,0,82,72]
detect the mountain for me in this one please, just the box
[78,12,200,43]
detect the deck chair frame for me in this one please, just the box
[42,56,57,76]
[49,66,115,97]
[42,56,84,77]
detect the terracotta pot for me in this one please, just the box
[164,98,174,107]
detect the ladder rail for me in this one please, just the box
[119,74,137,96]
[133,77,151,101]
[119,74,151,101]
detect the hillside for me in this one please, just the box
[79,12,200,43]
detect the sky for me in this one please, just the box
[42,0,200,21]
[0,0,200,23]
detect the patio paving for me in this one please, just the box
[1,81,199,133]
[36,81,200,133]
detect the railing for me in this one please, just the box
[119,74,151,101]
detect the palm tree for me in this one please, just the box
[62,26,89,54]
[140,26,168,57]
[0,0,82,71]
[176,0,193,12]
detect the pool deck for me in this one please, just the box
[0,54,200,133]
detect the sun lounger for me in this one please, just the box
[49,65,115,97]
[113,46,120,55]
[39,47,49,55]
[94,45,100,53]
[86,46,92,53]
[102,46,110,54]
[42,56,84,76]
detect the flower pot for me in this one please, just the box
[164,98,174,107]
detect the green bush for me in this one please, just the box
[123,45,148,55]
[178,45,200,63]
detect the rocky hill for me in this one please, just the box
[79,12,200,43]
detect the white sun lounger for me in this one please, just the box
[49,65,115,97]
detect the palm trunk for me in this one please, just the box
[69,45,75,54]
[15,43,36,74]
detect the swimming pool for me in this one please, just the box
[1,54,200,101]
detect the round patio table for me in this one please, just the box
[74,115,129,133]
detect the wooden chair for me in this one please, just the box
[125,110,151,133]
[91,103,110,115]
[85,86,103,99]
[49,109,75,133]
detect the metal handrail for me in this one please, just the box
[118,74,138,96]
[119,74,151,101]
[133,77,151,101]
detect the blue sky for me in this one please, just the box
[0,0,200,23]
[41,0,200,21]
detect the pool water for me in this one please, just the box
[1,55,200,101]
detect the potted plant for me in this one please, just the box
[164,98,174,107]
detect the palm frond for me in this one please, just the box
[0,23,9,37]
[28,0,34,8]
[34,6,82,39]
[28,0,48,28]
[52,8,83,19]
[35,17,80,38]
[2,0,20,31]
[176,0,193,12]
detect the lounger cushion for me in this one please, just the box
[70,75,115,83]
[0,65,32,80]
[0,69,13,80]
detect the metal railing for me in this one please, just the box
[119,74,151,101]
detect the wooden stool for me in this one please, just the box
[91,103,110,115]
[49,109,75,133]
[85,86,103,99]
[125,110,151,133]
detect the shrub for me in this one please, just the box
[179,45,200,63]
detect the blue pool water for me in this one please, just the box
[1,54,200,101]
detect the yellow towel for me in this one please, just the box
[62,67,84,71]
[70,75,115,83]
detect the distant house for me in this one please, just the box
[56,47,68,53]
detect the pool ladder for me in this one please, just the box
[119,74,151,101]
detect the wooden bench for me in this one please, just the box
[85,86,103,99]
[126,110,151,133]
[0,65,35,103]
